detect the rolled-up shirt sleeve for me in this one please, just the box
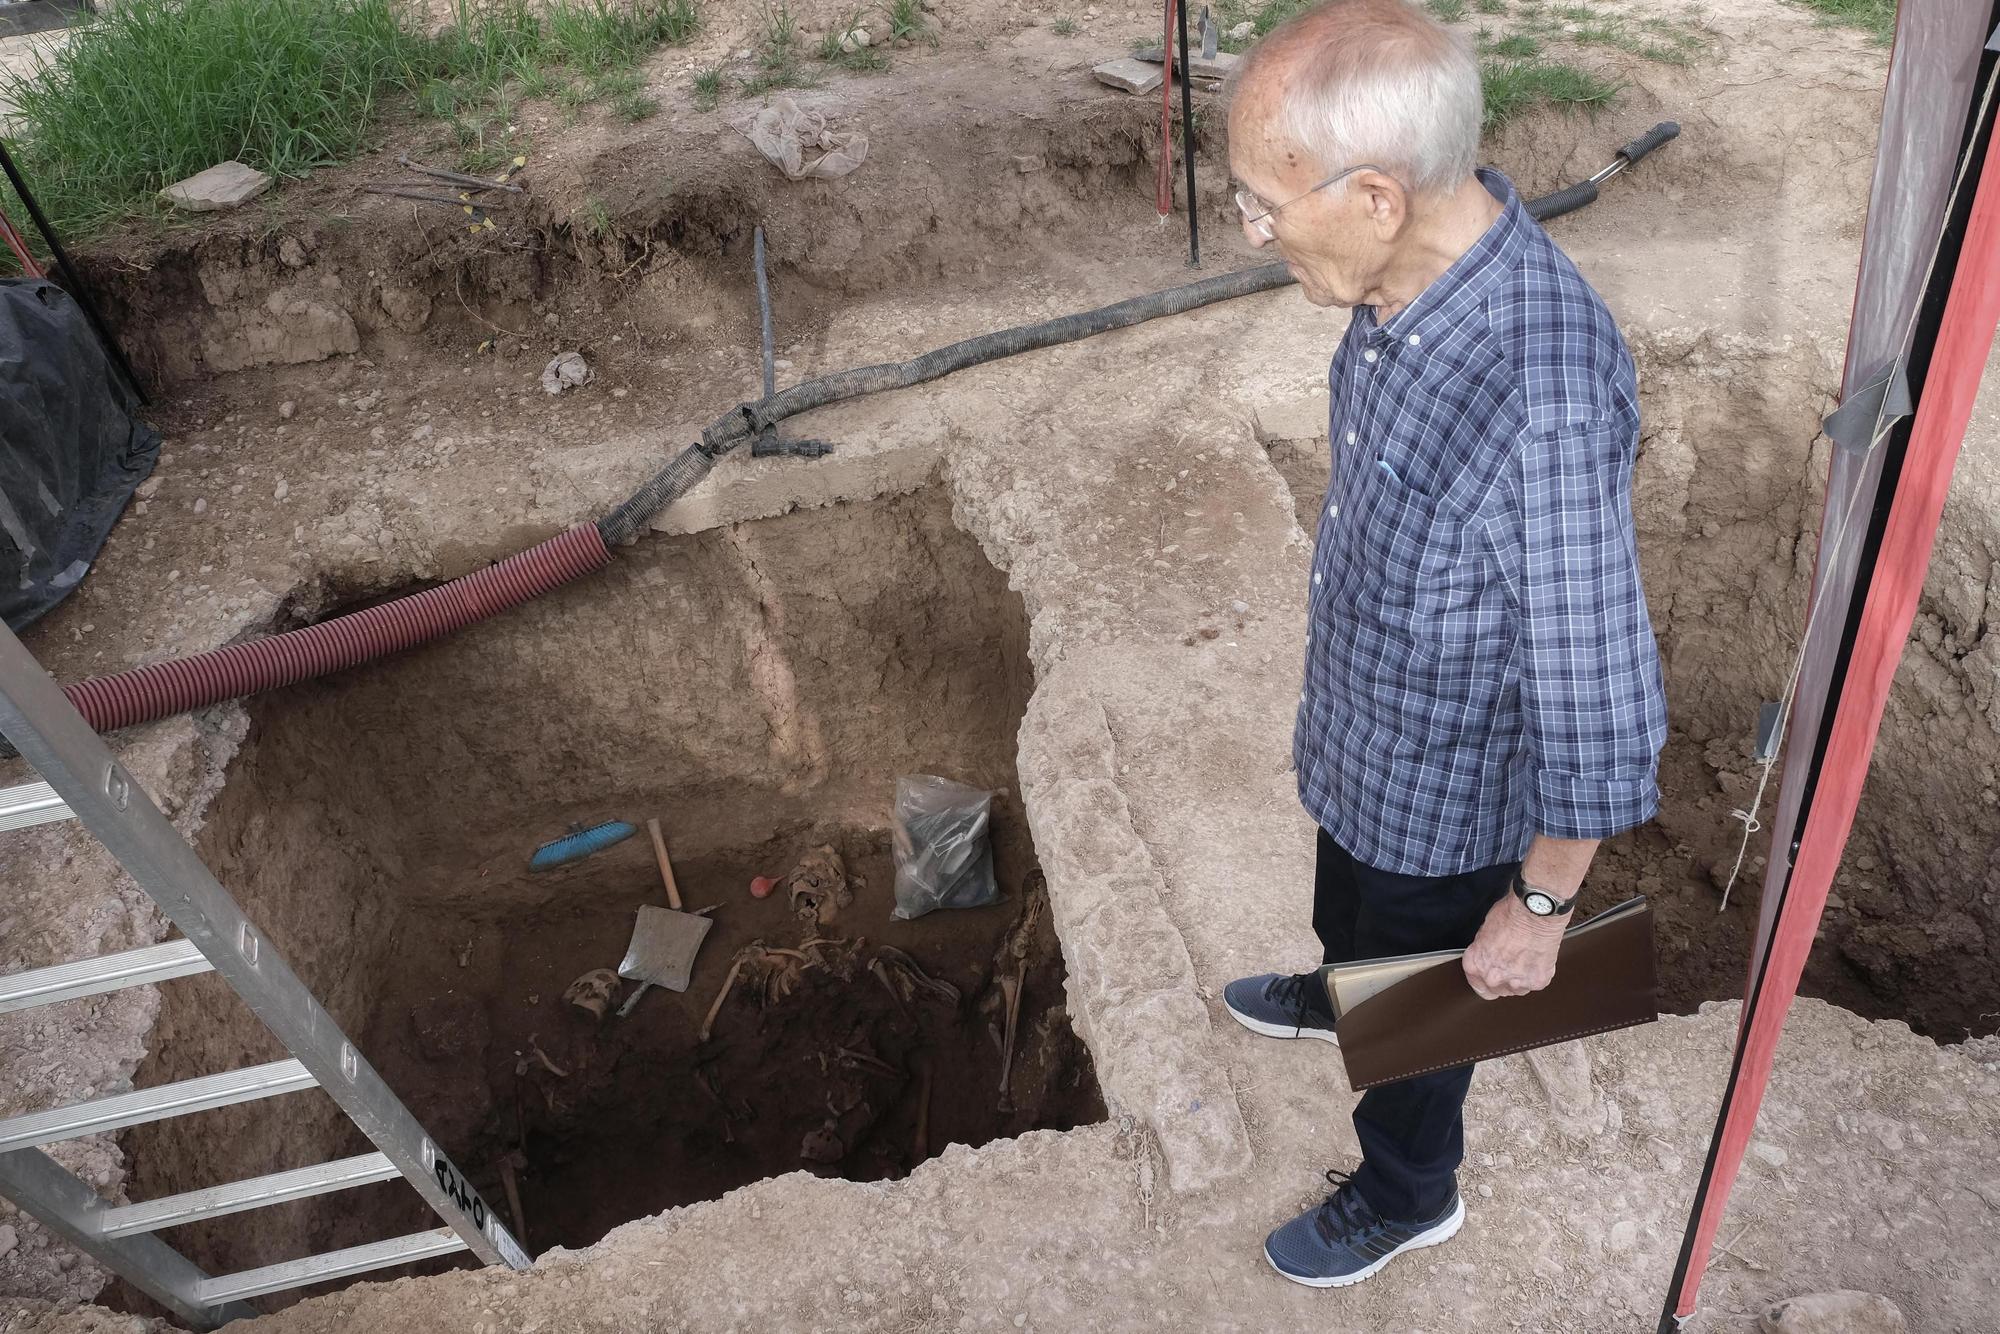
[1512,418,1668,840]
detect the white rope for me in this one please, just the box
[1715,430,1885,913]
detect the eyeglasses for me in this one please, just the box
[1234,162,1389,242]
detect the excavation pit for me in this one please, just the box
[115,486,1102,1299]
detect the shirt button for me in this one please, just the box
[1407,333,1421,347]
[1363,349,1379,364]
[1328,502,1338,518]
[1345,430,1356,445]
[1299,691,1307,704]
[1313,571,1322,585]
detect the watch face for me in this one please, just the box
[1524,890,1557,916]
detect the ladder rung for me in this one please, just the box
[99,1153,400,1238]
[0,939,214,1015]
[0,1060,316,1153]
[196,1229,468,1303]
[0,780,73,832]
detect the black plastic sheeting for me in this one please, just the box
[0,278,158,630]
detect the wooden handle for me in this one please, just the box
[645,818,683,910]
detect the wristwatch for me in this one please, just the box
[1511,871,1579,918]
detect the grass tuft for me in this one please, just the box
[739,5,815,95]
[885,0,937,48]
[815,10,890,71]
[1786,0,1893,43]
[1485,30,1540,57]
[1051,14,1080,36]
[692,64,724,109]
[1481,56,1617,129]
[1215,0,1312,49]
[1425,0,1468,22]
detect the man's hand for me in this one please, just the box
[1461,893,1567,1000]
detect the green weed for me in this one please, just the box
[1786,0,1893,43]
[692,64,724,109]
[1426,0,1468,22]
[1216,0,1312,44]
[739,5,815,95]
[1051,15,1080,36]
[817,11,890,70]
[1480,56,1616,129]
[885,0,937,48]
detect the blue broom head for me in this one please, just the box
[530,820,637,870]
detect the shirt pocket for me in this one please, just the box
[1347,468,1469,651]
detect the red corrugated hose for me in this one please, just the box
[61,524,610,734]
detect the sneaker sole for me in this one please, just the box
[1224,997,1340,1046]
[1263,1195,1466,1289]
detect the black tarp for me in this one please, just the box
[0,277,157,629]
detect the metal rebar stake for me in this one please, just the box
[748,226,831,459]
[1176,0,1200,267]
[754,225,776,401]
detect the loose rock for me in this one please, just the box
[542,351,592,395]
[1229,19,1255,40]
[1760,1291,1907,1334]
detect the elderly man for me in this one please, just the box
[1219,0,1668,1289]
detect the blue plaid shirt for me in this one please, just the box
[1296,169,1667,877]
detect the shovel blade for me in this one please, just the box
[616,905,713,993]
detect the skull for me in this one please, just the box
[785,844,853,926]
[562,967,620,1020]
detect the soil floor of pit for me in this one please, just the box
[4,0,2000,1329]
[366,824,1101,1256]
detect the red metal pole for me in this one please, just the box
[1158,0,1175,217]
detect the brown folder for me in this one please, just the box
[1319,896,1659,1091]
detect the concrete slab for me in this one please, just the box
[1093,57,1163,95]
[158,160,272,213]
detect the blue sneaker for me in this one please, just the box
[1264,1170,1466,1288]
[1223,972,1339,1045]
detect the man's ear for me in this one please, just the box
[1360,173,1408,236]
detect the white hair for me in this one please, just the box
[1255,0,1483,197]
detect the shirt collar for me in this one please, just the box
[1355,167,1527,351]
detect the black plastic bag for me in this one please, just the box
[0,278,159,629]
[891,775,999,920]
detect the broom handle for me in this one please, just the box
[645,818,684,910]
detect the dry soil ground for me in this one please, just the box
[3,0,2000,1330]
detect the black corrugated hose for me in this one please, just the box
[595,120,1680,546]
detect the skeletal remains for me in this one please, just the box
[686,851,1050,1165]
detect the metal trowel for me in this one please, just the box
[616,818,713,1015]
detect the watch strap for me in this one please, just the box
[1511,870,1579,915]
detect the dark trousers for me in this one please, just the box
[1312,827,1517,1223]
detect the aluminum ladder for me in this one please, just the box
[0,621,528,1327]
